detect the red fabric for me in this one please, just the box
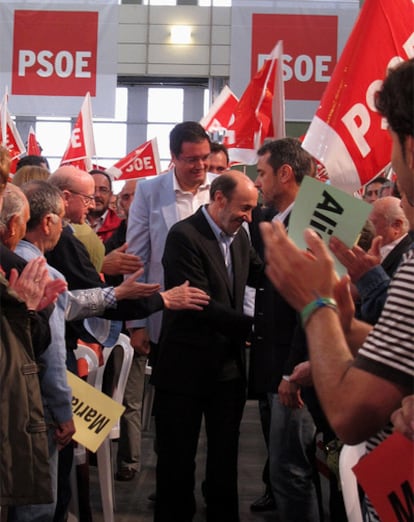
[77,340,104,367]
[96,209,123,242]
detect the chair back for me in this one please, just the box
[339,442,366,522]
[94,333,134,438]
[74,343,100,386]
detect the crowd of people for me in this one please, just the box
[0,58,412,522]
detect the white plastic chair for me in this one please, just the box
[94,333,134,522]
[339,442,366,522]
[74,343,100,386]
[69,344,101,522]
[142,360,155,432]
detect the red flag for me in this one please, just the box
[224,41,285,165]
[60,92,96,171]
[302,0,414,194]
[200,86,239,137]
[0,92,26,165]
[27,126,41,156]
[105,138,161,180]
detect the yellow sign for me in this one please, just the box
[67,371,125,453]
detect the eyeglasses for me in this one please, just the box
[178,154,210,165]
[67,189,95,206]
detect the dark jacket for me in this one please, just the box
[0,276,52,505]
[248,208,304,398]
[152,207,263,396]
[0,244,52,356]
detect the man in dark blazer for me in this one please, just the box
[152,171,263,522]
[250,138,321,522]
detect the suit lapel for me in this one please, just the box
[160,171,180,230]
[231,231,249,307]
[195,209,234,298]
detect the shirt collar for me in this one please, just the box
[380,233,408,261]
[273,201,294,224]
[201,205,236,243]
[173,172,210,194]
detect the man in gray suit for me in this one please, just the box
[126,122,217,356]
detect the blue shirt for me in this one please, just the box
[15,240,73,424]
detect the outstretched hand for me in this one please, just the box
[161,280,210,310]
[115,268,161,300]
[102,243,143,276]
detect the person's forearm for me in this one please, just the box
[304,307,397,444]
[344,317,373,355]
[65,288,108,321]
[305,307,356,430]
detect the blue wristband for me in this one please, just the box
[300,296,338,328]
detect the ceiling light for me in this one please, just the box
[170,25,192,45]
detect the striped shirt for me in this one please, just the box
[353,248,414,521]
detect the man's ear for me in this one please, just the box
[41,214,51,235]
[215,190,226,207]
[279,164,294,182]
[7,214,19,237]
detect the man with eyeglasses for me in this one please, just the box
[126,121,217,362]
[88,169,123,242]
[125,121,217,496]
[43,165,210,520]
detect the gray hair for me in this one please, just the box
[371,196,409,233]
[0,185,26,232]
[21,180,64,232]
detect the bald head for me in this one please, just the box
[119,180,137,218]
[49,166,92,190]
[49,166,95,224]
[208,170,258,235]
[210,170,256,200]
[369,196,409,245]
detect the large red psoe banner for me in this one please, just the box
[251,14,337,102]
[302,0,414,193]
[12,10,98,97]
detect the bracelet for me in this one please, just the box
[300,296,338,328]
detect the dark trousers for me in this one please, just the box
[258,396,272,492]
[154,379,246,522]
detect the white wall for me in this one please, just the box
[118,5,232,77]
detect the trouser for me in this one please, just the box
[117,353,147,472]
[257,396,272,491]
[268,393,319,522]
[154,379,245,522]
